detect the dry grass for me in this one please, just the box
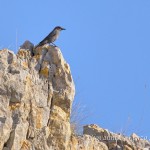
[70,100,89,135]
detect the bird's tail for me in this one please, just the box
[34,43,40,49]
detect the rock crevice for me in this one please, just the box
[0,45,149,150]
[0,46,75,150]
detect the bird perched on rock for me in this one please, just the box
[35,26,65,49]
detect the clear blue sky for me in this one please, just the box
[0,0,150,139]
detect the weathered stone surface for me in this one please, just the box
[69,135,108,150]
[83,124,150,150]
[0,46,75,150]
[0,45,150,150]
[20,40,34,55]
[0,46,107,150]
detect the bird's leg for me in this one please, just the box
[51,43,57,47]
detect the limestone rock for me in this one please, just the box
[0,45,150,150]
[83,124,150,150]
[0,46,107,150]
[0,46,75,150]
[69,135,108,150]
[20,40,34,55]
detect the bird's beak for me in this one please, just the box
[61,28,66,30]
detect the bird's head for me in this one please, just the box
[55,26,66,31]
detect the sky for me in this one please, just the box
[0,0,150,139]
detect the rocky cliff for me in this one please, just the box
[0,44,149,150]
[0,45,75,150]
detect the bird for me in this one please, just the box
[34,26,66,49]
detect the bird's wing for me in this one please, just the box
[41,30,56,43]
[38,30,56,45]
[47,29,57,40]
[35,30,57,49]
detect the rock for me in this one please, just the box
[130,133,140,141]
[83,124,110,141]
[0,45,150,150]
[83,124,150,150]
[124,145,132,150]
[69,135,108,150]
[0,46,75,150]
[20,40,34,55]
[0,46,108,150]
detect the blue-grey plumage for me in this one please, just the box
[35,26,65,48]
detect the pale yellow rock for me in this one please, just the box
[83,124,150,150]
[0,46,75,150]
[0,45,150,150]
[124,145,132,150]
[69,135,108,150]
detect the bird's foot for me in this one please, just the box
[51,43,57,47]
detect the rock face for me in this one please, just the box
[0,46,107,150]
[0,45,149,150]
[0,45,75,150]
[69,135,108,150]
[84,124,150,150]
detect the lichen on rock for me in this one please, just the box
[0,45,149,150]
[0,45,75,150]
